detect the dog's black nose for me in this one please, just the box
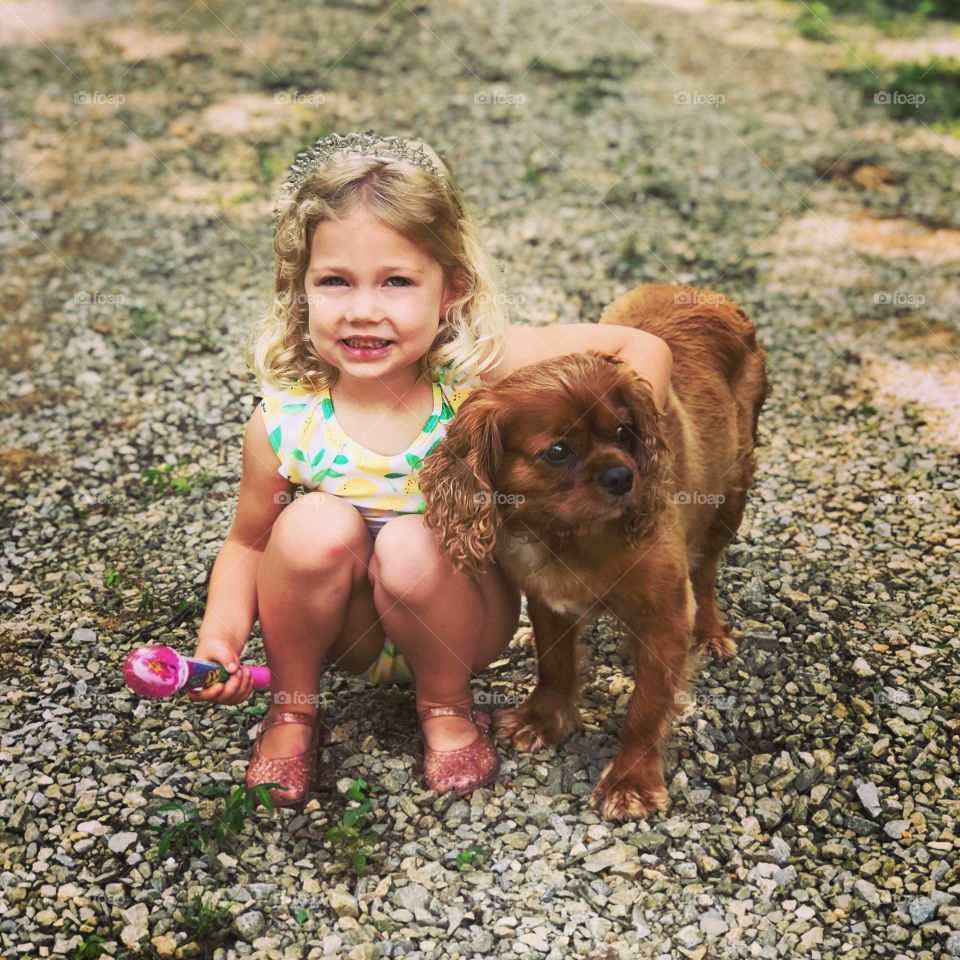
[597,465,633,496]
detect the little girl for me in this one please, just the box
[189,130,672,808]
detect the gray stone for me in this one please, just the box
[674,924,703,948]
[108,832,137,854]
[583,841,633,872]
[755,797,784,830]
[327,890,359,919]
[907,896,938,925]
[661,818,690,838]
[234,911,265,942]
[470,931,494,954]
[630,832,668,852]
[394,883,432,922]
[794,767,822,793]
[884,820,910,840]
[851,657,875,677]
[699,914,728,936]
[853,879,880,906]
[856,781,882,817]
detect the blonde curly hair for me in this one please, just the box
[246,137,509,393]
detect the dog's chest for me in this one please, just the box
[496,535,593,617]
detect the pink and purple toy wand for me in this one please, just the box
[123,645,271,699]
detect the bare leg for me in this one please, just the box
[370,516,521,752]
[255,493,385,758]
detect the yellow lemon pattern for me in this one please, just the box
[259,363,483,536]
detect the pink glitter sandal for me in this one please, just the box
[418,705,500,796]
[245,710,326,808]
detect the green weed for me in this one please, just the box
[69,935,105,960]
[148,782,281,861]
[141,463,210,495]
[180,891,233,960]
[454,844,487,870]
[324,778,382,876]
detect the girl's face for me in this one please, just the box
[305,207,453,380]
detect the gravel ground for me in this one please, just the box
[1,0,959,958]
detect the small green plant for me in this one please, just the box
[293,906,309,926]
[324,778,382,876]
[257,144,288,180]
[477,62,511,82]
[141,463,210,496]
[69,934,105,960]
[454,844,487,870]
[179,330,221,354]
[227,700,268,720]
[527,52,643,82]
[794,1,834,41]
[180,891,233,960]
[129,306,162,337]
[137,589,155,616]
[103,571,126,589]
[149,782,281,859]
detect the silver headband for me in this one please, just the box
[277,131,446,213]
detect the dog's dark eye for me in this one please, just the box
[615,424,632,444]
[542,441,574,464]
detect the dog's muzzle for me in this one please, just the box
[597,465,633,497]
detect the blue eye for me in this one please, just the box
[318,277,347,286]
[386,276,412,287]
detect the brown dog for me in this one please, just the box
[419,284,769,819]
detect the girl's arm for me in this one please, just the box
[197,404,293,656]
[488,324,672,411]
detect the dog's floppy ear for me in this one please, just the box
[591,352,672,547]
[420,388,504,578]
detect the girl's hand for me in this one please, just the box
[188,636,255,705]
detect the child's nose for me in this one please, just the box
[346,286,379,319]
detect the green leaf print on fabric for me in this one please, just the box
[282,403,308,414]
[311,449,326,467]
[439,399,454,421]
[293,449,307,463]
[321,396,334,419]
[422,414,440,435]
[405,454,423,470]
[268,427,282,453]
[333,454,349,465]
[424,436,442,457]
[385,472,407,479]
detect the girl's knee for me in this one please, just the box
[371,516,445,602]
[268,493,371,575]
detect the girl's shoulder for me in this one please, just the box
[259,377,318,400]
[258,379,324,456]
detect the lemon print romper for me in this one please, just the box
[259,363,483,685]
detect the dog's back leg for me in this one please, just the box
[691,446,759,659]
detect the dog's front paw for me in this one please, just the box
[694,630,738,660]
[495,694,582,753]
[590,755,669,820]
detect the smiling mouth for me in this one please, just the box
[341,337,393,349]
